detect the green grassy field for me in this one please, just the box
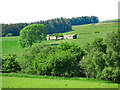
[2,36,24,55]
[100,19,120,23]
[2,21,118,55]
[1,20,119,88]
[42,22,118,46]
[2,75,118,88]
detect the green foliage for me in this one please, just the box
[19,42,85,77]
[34,51,80,76]
[101,31,120,83]
[85,38,107,53]
[33,42,84,77]
[86,52,105,78]
[19,24,47,48]
[33,52,48,75]
[5,33,13,37]
[70,16,99,25]
[81,38,107,78]
[2,54,21,73]
[49,33,63,37]
[2,17,72,36]
[105,31,120,53]
[101,66,120,83]
[95,31,100,33]
[82,31,120,83]
[58,33,63,37]
[2,21,117,56]
[1,20,119,83]
[48,51,81,76]
[2,16,99,37]
[19,44,56,74]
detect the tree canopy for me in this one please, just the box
[81,31,120,83]
[19,42,85,77]
[19,24,47,48]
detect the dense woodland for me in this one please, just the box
[70,16,99,25]
[2,16,99,36]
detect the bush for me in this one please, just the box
[84,38,107,53]
[82,38,107,78]
[95,31,100,33]
[49,33,63,37]
[20,42,85,77]
[101,67,120,83]
[48,51,79,76]
[83,31,120,83]
[33,42,85,77]
[2,54,21,73]
[34,51,80,76]
[101,31,120,83]
[5,33,13,37]
[19,44,56,74]
[58,33,63,37]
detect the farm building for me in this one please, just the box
[47,34,77,40]
[64,34,77,39]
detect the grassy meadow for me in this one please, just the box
[1,73,118,88]
[2,36,24,55]
[2,21,118,55]
[2,77,118,88]
[1,20,119,88]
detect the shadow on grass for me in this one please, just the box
[49,43,59,46]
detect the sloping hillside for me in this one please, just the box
[2,20,118,55]
[41,21,118,47]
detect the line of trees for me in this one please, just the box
[70,16,99,25]
[2,16,99,37]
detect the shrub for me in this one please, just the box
[19,44,56,74]
[101,67,120,83]
[49,33,63,37]
[83,31,120,83]
[95,31,100,33]
[34,51,79,76]
[101,31,120,83]
[84,38,107,53]
[82,38,107,78]
[5,33,13,37]
[2,54,21,73]
[33,42,85,77]
[58,33,63,37]
[48,51,79,76]
[20,42,85,77]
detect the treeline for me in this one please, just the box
[2,18,71,36]
[70,16,99,25]
[2,16,99,37]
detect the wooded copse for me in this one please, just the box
[2,16,99,37]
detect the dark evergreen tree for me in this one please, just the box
[2,16,99,36]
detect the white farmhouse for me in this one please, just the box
[47,34,77,40]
